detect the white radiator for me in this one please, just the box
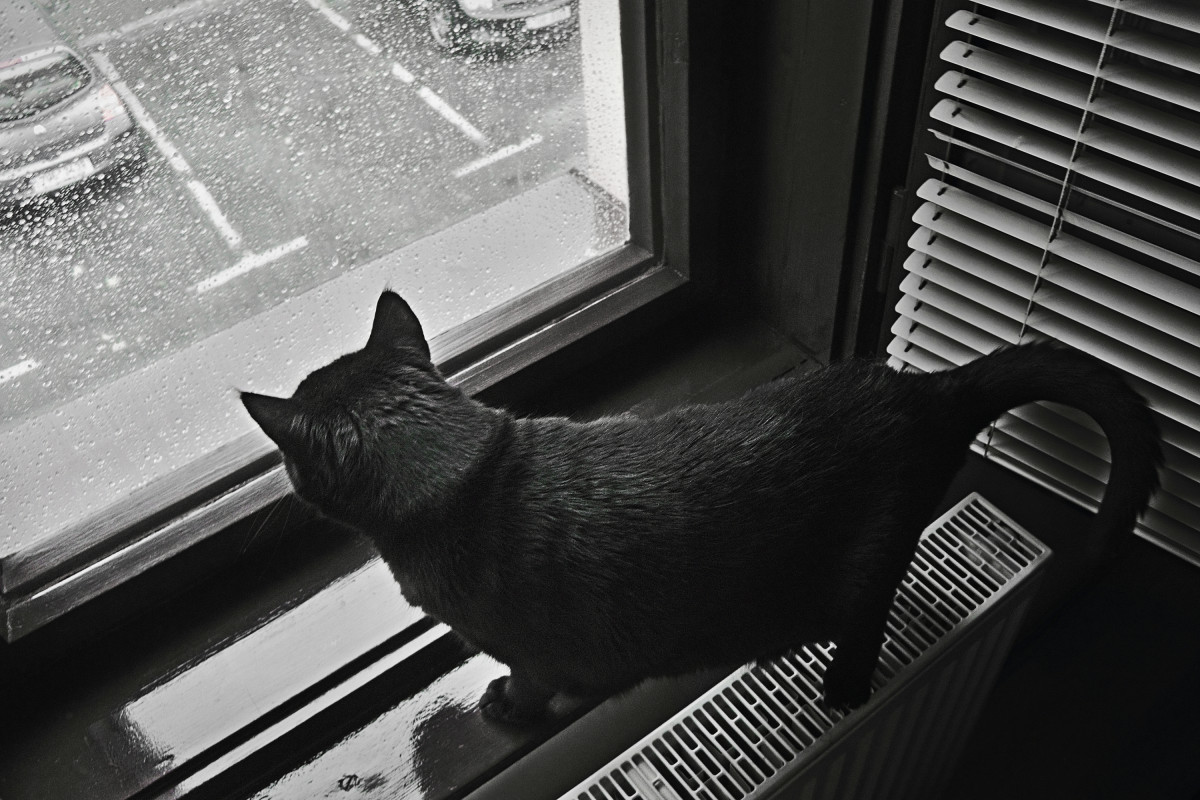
[562,493,1049,800]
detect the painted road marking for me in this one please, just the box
[0,359,39,385]
[91,51,244,250]
[417,87,489,147]
[90,51,192,174]
[194,236,309,293]
[80,0,223,47]
[70,7,337,296]
[299,0,489,149]
[186,180,242,249]
[353,33,382,55]
[391,62,416,84]
[454,134,543,177]
[304,0,351,31]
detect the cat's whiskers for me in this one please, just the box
[238,499,281,559]
[256,501,292,580]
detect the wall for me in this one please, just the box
[688,0,880,361]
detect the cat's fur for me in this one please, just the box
[241,290,1162,723]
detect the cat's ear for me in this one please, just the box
[241,392,305,455]
[367,290,431,360]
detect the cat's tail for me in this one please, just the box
[935,340,1163,563]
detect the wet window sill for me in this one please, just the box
[0,314,811,800]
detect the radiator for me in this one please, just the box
[562,493,1049,800]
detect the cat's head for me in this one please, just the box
[241,290,482,524]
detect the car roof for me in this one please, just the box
[0,3,68,58]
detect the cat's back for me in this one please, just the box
[501,359,924,521]
[436,360,954,687]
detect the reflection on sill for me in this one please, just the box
[0,517,419,800]
[87,558,424,799]
[243,654,557,800]
[235,648,598,800]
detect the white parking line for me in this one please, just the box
[80,0,223,47]
[297,0,489,149]
[186,181,242,249]
[0,359,39,385]
[79,11,318,295]
[417,87,489,147]
[304,0,351,31]
[453,134,543,177]
[193,236,309,293]
[353,33,382,55]
[92,51,246,251]
[90,51,192,174]
[391,62,416,84]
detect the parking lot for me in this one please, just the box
[1,0,591,425]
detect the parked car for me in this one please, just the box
[418,0,578,52]
[0,4,143,205]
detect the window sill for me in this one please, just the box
[0,313,811,800]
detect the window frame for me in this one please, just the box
[0,0,691,640]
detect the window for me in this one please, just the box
[1,3,912,798]
[0,0,686,638]
[886,0,1200,564]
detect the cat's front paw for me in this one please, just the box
[479,676,549,725]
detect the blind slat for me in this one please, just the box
[980,434,1200,560]
[990,422,1200,534]
[930,131,1200,245]
[893,294,1200,435]
[886,339,954,373]
[892,311,1005,359]
[892,304,1200,463]
[1087,0,1200,36]
[935,71,1200,190]
[947,9,1200,114]
[899,277,1200,404]
[929,103,1200,222]
[911,201,1200,332]
[1002,409,1200,515]
[940,41,1200,153]
[899,271,1026,328]
[984,427,1200,534]
[973,0,1112,43]
[1007,402,1200,486]
[914,182,1200,316]
[903,251,1200,413]
[976,0,1200,77]
[890,322,996,368]
[905,247,1164,356]
[926,154,1200,280]
[905,240,1200,376]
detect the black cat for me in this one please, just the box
[241,290,1161,723]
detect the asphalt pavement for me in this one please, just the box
[1,0,589,426]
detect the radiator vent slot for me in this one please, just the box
[565,493,1049,800]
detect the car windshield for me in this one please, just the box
[0,51,90,122]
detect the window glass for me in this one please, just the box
[0,0,629,619]
[4,0,628,424]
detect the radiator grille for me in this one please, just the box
[564,493,1049,800]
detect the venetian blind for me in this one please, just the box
[887,0,1200,564]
